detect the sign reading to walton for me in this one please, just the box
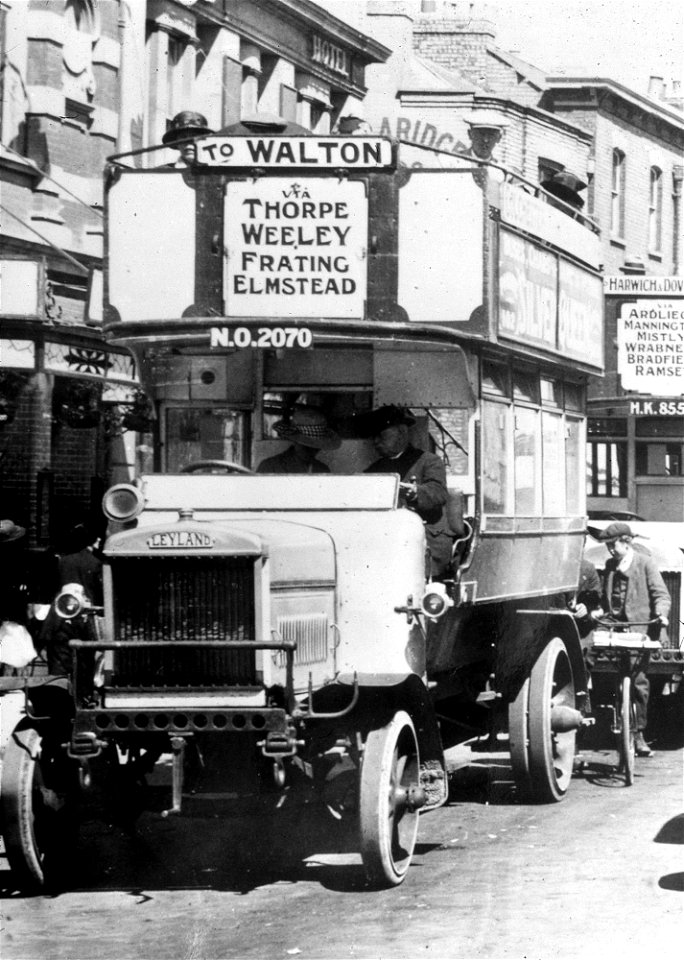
[617,300,684,395]
[197,136,392,168]
[224,178,367,318]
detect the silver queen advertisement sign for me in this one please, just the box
[223,178,368,319]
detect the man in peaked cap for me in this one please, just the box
[257,406,341,474]
[363,406,453,579]
[162,110,213,167]
[595,521,671,756]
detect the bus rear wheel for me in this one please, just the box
[359,711,421,887]
[509,638,577,803]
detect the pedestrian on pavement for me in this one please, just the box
[256,405,341,474]
[362,405,454,579]
[595,521,671,757]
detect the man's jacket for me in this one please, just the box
[603,549,671,640]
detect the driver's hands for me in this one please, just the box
[657,614,669,627]
[399,479,418,503]
[571,602,588,619]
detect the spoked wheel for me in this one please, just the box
[508,676,532,798]
[1,724,76,892]
[617,676,636,786]
[359,711,421,887]
[526,638,577,803]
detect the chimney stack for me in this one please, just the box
[648,76,665,100]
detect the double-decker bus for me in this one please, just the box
[1,119,605,890]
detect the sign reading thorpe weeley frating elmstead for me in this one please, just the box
[197,136,393,168]
[224,178,367,319]
[617,300,684,396]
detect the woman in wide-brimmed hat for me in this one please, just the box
[257,406,340,474]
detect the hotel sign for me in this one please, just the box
[311,34,350,76]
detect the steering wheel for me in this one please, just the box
[180,460,254,475]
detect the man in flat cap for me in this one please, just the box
[596,521,671,756]
[363,406,453,578]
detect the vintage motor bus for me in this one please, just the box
[1,121,606,890]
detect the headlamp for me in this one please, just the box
[102,483,145,522]
[420,582,454,620]
[55,583,88,619]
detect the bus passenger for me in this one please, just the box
[256,406,341,474]
[363,406,452,579]
[161,110,213,167]
[596,522,671,757]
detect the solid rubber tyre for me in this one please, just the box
[1,725,75,892]
[359,711,420,887]
[527,638,576,803]
[508,676,532,798]
[618,676,636,786]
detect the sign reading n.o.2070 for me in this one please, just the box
[224,178,367,319]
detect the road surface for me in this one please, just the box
[1,729,682,960]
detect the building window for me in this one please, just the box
[611,149,626,238]
[587,440,627,497]
[648,166,663,252]
[635,442,683,476]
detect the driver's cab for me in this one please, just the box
[135,340,476,514]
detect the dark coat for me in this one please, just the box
[256,446,331,474]
[365,444,452,576]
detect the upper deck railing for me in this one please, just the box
[103,130,604,374]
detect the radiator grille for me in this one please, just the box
[662,571,681,650]
[110,557,256,687]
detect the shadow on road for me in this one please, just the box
[0,787,377,898]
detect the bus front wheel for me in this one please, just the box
[359,710,421,887]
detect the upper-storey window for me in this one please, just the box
[611,149,626,239]
[648,166,663,253]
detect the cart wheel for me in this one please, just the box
[359,711,420,887]
[1,725,76,892]
[527,638,576,803]
[618,676,636,786]
[508,676,532,798]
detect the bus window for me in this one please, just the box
[566,416,584,514]
[426,408,469,480]
[482,400,510,514]
[165,407,250,472]
[514,406,540,514]
[542,411,565,515]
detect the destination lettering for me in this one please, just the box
[224,178,367,319]
[196,136,392,169]
[147,531,215,549]
[617,300,684,395]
